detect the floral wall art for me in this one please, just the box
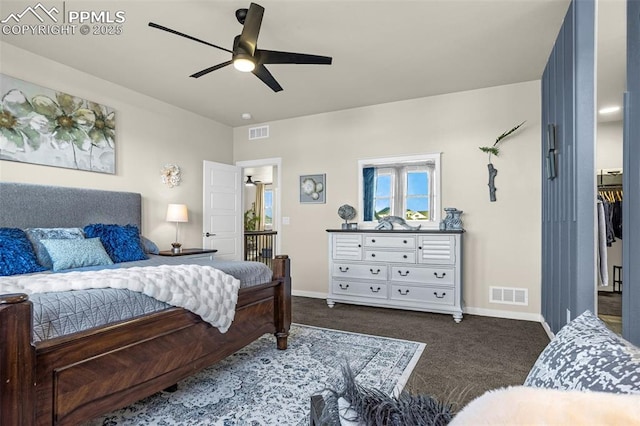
[300,174,326,204]
[0,73,115,174]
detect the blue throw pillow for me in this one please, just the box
[25,227,85,268]
[0,228,48,276]
[140,235,160,255]
[41,238,114,271]
[83,224,148,263]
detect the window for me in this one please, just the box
[263,187,273,229]
[359,153,441,227]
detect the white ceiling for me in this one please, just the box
[0,0,625,127]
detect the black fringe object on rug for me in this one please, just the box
[320,362,454,426]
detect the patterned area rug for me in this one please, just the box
[87,324,425,425]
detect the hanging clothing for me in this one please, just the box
[597,199,609,286]
[612,200,623,239]
[603,198,616,246]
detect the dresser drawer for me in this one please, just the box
[390,266,454,285]
[390,285,455,306]
[332,263,387,280]
[332,280,387,299]
[364,235,416,248]
[364,250,415,263]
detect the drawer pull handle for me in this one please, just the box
[371,253,376,257]
[369,268,381,275]
[370,286,381,293]
[434,291,446,299]
[403,255,408,259]
[397,289,410,295]
[403,240,407,244]
[339,284,350,290]
[418,246,422,250]
[339,266,349,273]
[371,239,376,243]
[358,244,362,247]
[434,272,447,279]
[397,270,410,277]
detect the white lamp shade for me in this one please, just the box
[166,204,189,222]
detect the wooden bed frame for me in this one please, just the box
[0,256,291,425]
[0,182,292,425]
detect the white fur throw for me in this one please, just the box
[0,265,240,333]
[450,386,640,425]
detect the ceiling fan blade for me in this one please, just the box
[257,49,332,65]
[148,22,233,54]
[238,3,264,55]
[190,61,233,78]
[252,65,283,92]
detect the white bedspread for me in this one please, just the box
[0,265,241,333]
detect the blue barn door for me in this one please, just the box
[541,0,596,334]
[623,0,640,345]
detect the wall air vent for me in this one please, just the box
[490,286,528,306]
[249,125,269,140]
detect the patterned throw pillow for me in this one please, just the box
[83,224,148,263]
[0,228,48,276]
[25,227,85,269]
[524,310,640,394]
[40,238,114,271]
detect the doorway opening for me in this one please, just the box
[237,158,282,268]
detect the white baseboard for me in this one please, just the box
[292,290,327,299]
[540,318,555,340]
[291,292,547,325]
[464,306,544,323]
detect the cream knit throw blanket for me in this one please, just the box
[0,265,241,333]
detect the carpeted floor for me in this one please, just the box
[598,291,623,335]
[598,291,622,316]
[292,296,550,411]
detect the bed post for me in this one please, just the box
[0,293,36,425]
[273,255,291,350]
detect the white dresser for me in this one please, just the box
[327,230,463,322]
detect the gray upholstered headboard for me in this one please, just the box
[0,182,142,230]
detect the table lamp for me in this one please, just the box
[166,203,188,253]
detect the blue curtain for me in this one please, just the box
[363,167,375,221]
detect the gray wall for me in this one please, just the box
[541,0,596,333]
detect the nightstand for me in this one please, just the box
[158,248,218,259]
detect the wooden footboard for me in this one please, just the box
[0,255,291,426]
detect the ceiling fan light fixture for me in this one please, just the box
[233,55,255,72]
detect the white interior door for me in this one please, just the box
[203,161,242,261]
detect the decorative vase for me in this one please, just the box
[443,207,464,230]
[487,163,498,202]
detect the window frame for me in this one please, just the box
[358,153,441,228]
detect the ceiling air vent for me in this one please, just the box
[249,125,269,140]
[490,286,528,306]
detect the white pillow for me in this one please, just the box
[451,386,640,425]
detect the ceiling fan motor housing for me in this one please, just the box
[235,8,248,24]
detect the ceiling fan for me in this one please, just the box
[148,2,332,92]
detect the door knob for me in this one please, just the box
[204,232,216,237]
